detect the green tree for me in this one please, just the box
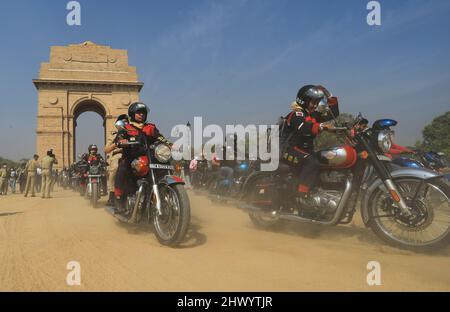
[420,111,450,157]
[0,157,20,169]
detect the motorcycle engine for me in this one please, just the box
[311,189,343,214]
[319,171,347,184]
[126,195,136,215]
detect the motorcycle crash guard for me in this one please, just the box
[360,167,443,225]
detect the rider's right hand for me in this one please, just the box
[116,139,128,147]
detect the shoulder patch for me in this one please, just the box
[295,111,304,117]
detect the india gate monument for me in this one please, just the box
[33,41,143,169]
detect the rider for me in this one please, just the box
[282,85,340,203]
[85,144,108,196]
[105,102,171,212]
[86,144,104,164]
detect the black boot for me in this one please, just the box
[106,192,115,206]
[114,196,126,214]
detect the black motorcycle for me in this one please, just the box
[191,159,210,190]
[85,161,107,208]
[105,121,191,247]
[208,161,259,204]
[239,113,450,252]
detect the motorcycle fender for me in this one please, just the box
[360,167,442,225]
[240,171,276,198]
[159,175,185,186]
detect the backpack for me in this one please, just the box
[265,113,295,156]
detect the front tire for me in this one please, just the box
[368,177,450,252]
[91,184,98,208]
[153,184,191,247]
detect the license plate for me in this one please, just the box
[149,164,174,170]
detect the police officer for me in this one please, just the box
[0,164,8,195]
[104,114,129,206]
[24,155,40,197]
[41,150,58,199]
[282,85,339,204]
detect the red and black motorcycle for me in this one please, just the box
[239,113,450,251]
[105,120,191,247]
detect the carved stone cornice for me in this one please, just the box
[32,79,144,92]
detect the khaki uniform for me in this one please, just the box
[106,134,122,193]
[24,159,39,197]
[40,156,58,198]
[0,167,8,195]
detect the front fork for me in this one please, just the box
[150,170,163,216]
[361,139,412,216]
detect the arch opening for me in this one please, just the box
[73,100,107,161]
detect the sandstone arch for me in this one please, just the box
[33,41,143,168]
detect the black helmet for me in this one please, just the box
[296,85,327,108]
[128,102,149,122]
[116,114,129,122]
[88,144,98,153]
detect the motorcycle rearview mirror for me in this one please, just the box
[316,97,330,114]
[115,120,127,131]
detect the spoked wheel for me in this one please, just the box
[369,177,450,251]
[153,184,190,247]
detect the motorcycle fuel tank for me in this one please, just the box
[319,145,357,169]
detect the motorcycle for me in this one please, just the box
[191,159,210,191]
[392,150,448,174]
[239,111,450,252]
[85,162,107,208]
[76,161,89,197]
[105,120,191,247]
[208,161,259,203]
[61,169,70,189]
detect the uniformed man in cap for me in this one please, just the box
[0,163,8,195]
[24,154,40,197]
[41,150,58,199]
[104,114,129,206]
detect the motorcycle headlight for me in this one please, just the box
[378,130,392,153]
[155,144,172,163]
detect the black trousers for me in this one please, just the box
[282,146,320,190]
[114,159,136,197]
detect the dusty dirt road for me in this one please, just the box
[0,187,449,291]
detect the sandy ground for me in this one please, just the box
[0,187,449,292]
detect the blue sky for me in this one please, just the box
[0,0,449,160]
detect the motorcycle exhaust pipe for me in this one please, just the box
[239,203,331,224]
[238,204,279,216]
